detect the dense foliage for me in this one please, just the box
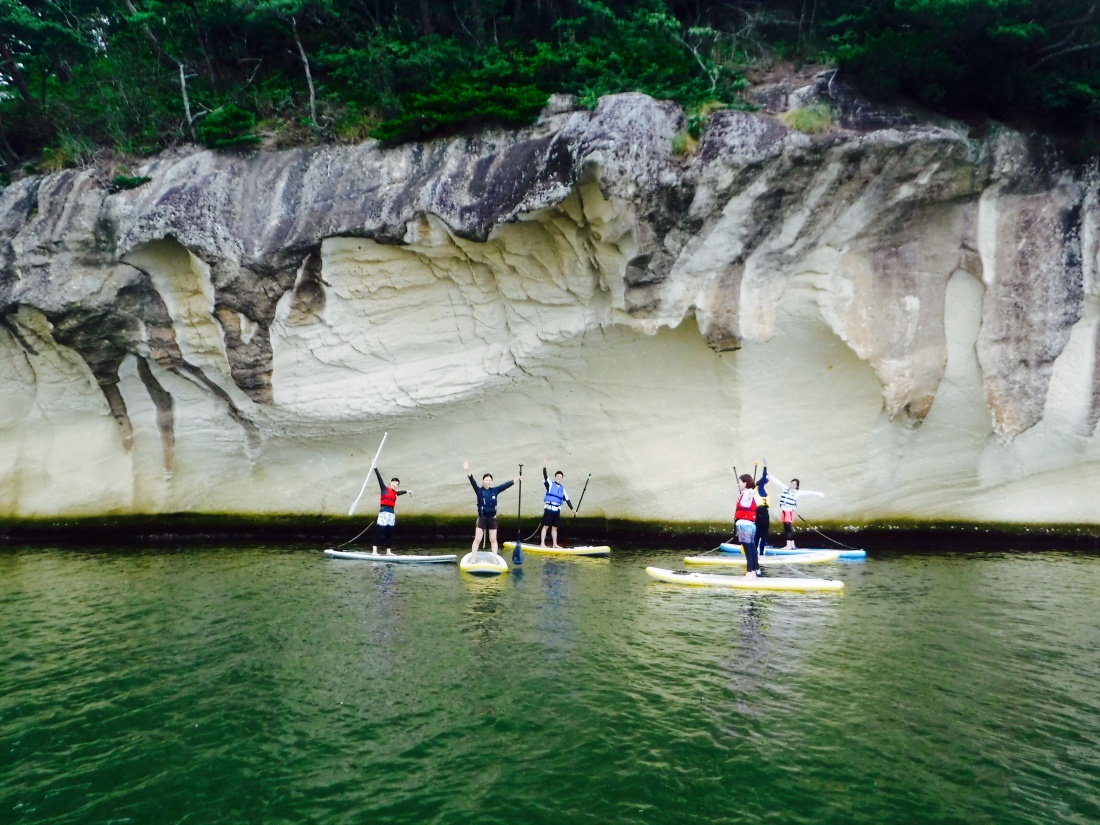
[2,0,1099,170]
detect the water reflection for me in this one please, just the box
[720,597,768,717]
[461,574,505,643]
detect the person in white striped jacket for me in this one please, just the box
[771,478,824,549]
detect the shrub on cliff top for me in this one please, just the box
[371,80,548,143]
[199,105,262,150]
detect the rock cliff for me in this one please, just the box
[2,78,1099,526]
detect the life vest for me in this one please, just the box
[478,488,499,516]
[735,490,757,522]
[544,481,566,509]
[379,486,398,509]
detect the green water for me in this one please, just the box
[1,545,1098,824]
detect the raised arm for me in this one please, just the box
[375,467,386,493]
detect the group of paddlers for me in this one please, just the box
[365,457,822,570]
[733,463,824,578]
[365,460,576,561]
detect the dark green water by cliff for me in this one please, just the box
[1,545,1098,824]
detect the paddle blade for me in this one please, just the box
[512,542,524,564]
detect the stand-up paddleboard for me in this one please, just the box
[460,551,510,576]
[645,566,844,592]
[323,549,457,563]
[502,541,610,557]
[719,542,866,560]
[685,550,840,566]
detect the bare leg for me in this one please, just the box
[488,528,501,559]
[551,526,560,548]
[372,546,379,555]
[472,527,484,553]
[540,525,549,547]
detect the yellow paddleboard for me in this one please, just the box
[502,542,610,557]
[645,566,844,592]
[684,550,840,567]
[460,551,509,576]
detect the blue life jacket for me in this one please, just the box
[544,481,566,509]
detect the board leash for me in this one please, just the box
[798,514,861,551]
[699,534,738,556]
[331,520,376,549]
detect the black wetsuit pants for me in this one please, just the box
[754,505,770,557]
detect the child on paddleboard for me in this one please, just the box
[735,474,762,577]
[540,460,575,548]
[464,461,522,561]
[772,477,824,549]
[373,468,411,555]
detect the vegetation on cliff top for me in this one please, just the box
[2,0,1100,173]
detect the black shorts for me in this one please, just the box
[541,509,562,527]
[477,515,498,530]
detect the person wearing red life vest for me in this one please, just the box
[372,467,411,556]
[735,474,761,577]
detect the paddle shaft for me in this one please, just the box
[563,473,592,548]
[347,432,388,516]
[513,463,524,564]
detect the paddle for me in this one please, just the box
[347,432,388,516]
[512,463,524,564]
[563,473,592,548]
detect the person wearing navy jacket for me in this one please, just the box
[755,463,772,559]
[463,460,522,559]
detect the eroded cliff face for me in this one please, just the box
[2,81,1099,525]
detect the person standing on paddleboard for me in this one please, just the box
[539,461,575,548]
[755,462,773,558]
[372,468,412,556]
[464,461,521,560]
[735,474,761,577]
[772,477,824,549]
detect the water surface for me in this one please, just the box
[1,545,1098,824]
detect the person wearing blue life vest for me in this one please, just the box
[539,460,575,548]
[463,460,522,559]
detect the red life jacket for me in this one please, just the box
[735,491,757,522]
[379,486,398,509]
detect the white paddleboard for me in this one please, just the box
[460,551,509,576]
[323,549,457,563]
